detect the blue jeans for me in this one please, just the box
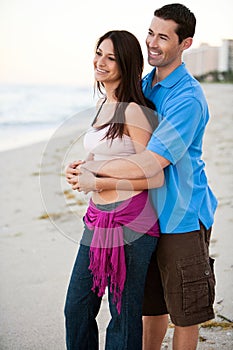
[64,225,158,350]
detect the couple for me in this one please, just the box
[65,3,217,350]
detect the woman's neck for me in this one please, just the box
[104,83,118,103]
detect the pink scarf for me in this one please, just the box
[84,191,160,314]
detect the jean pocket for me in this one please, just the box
[177,255,215,315]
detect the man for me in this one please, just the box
[67,4,217,349]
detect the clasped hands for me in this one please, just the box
[65,160,98,194]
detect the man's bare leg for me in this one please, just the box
[173,324,199,350]
[143,314,168,350]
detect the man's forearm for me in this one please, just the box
[95,172,164,192]
[82,150,164,179]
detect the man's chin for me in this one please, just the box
[148,58,159,67]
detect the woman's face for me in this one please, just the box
[93,38,121,86]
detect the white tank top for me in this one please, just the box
[83,125,136,161]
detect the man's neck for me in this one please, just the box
[152,62,182,86]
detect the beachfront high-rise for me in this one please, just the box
[183,39,233,79]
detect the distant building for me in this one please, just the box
[218,39,233,72]
[183,43,219,76]
[183,39,233,77]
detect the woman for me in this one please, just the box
[64,30,163,350]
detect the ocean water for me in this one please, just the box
[0,84,97,152]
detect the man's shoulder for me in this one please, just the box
[142,68,155,83]
[166,67,205,102]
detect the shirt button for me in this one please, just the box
[204,270,210,276]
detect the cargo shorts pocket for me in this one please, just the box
[177,255,215,315]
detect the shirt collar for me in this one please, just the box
[144,62,188,89]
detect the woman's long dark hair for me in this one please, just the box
[93,30,158,138]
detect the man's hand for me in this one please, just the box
[65,160,85,185]
[76,167,98,194]
[65,161,98,193]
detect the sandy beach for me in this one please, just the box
[0,83,232,349]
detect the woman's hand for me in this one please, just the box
[75,167,99,194]
[65,160,85,185]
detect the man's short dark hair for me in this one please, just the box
[154,3,196,43]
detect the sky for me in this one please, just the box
[1,0,233,86]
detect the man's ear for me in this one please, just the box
[182,37,193,51]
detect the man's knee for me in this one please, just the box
[173,324,199,350]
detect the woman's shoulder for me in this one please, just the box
[125,101,141,111]
[125,102,151,129]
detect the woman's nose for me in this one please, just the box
[98,56,106,66]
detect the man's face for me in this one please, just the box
[146,16,184,73]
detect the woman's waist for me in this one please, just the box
[91,189,143,205]
[85,190,160,237]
